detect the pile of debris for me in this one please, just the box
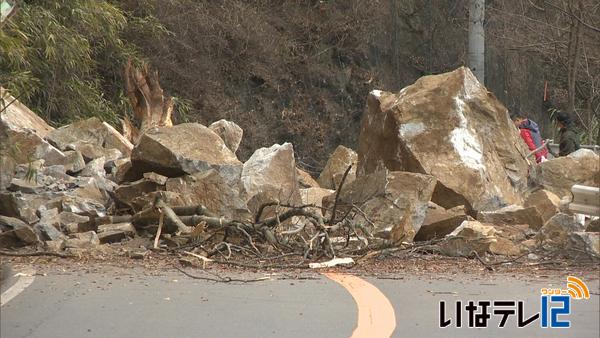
[1,68,598,268]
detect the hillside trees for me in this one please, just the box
[0,0,167,125]
[487,0,600,143]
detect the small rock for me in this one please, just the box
[79,156,106,177]
[533,149,600,198]
[130,251,147,259]
[45,239,65,252]
[322,170,437,240]
[568,232,599,257]
[317,145,357,190]
[114,178,161,210]
[64,231,100,249]
[520,238,538,252]
[440,220,497,257]
[300,187,335,212]
[143,172,168,185]
[61,151,86,174]
[97,222,137,244]
[33,222,65,241]
[0,155,16,190]
[8,178,43,194]
[208,119,243,154]
[586,219,600,232]
[489,237,521,256]
[130,123,241,181]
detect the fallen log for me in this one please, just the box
[154,198,191,235]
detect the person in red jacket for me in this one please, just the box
[512,113,548,163]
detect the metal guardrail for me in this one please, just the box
[569,185,600,217]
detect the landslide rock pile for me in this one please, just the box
[1,68,598,264]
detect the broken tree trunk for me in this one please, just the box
[154,198,191,235]
[123,59,174,143]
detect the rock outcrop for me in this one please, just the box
[357,67,529,213]
[317,145,357,189]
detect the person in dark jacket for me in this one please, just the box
[512,113,548,163]
[554,112,580,156]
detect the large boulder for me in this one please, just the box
[208,119,243,154]
[317,145,357,189]
[241,143,300,205]
[114,178,163,210]
[414,203,470,241]
[46,117,133,156]
[477,205,544,230]
[166,169,251,221]
[131,123,242,184]
[0,215,38,245]
[323,170,437,240]
[537,213,585,248]
[533,149,600,198]
[357,67,529,213]
[1,87,63,164]
[524,189,561,224]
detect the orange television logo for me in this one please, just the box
[540,276,590,300]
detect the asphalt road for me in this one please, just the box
[1,267,599,338]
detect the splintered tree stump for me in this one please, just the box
[123,59,173,143]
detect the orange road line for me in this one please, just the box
[323,273,396,338]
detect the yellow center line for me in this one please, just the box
[323,272,396,338]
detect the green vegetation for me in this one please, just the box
[0,0,166,125]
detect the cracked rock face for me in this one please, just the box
[357,67,529,214]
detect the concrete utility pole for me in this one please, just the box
[468,0,485,84]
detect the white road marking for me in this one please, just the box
[1,268,36,307]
